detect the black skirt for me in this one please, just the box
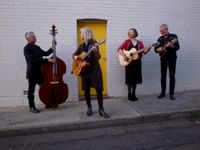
[125,59,142,85]
[81,63,103,90]
[125,41,142,86]
[82,74,103,91]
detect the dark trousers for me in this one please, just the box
[28,79,41,109]
[127,84,137,96]
[84,78,103,110]
[160,60,176,95]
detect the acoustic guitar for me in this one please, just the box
[72,39,106,76]
[156,38,178,57]
[118,42,159,67]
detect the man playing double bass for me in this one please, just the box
[24,32,55,113]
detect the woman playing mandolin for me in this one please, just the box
[117,28,149,101]
[73,27,109,118]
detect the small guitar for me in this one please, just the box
[118,42,159,67]
[72,39,106,76]
[156,38,178,57]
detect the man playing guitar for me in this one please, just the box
[155,24,180,100]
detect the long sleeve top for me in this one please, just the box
[24,43,52,80]
[73,39,102,78]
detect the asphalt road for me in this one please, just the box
[0,119,200,150]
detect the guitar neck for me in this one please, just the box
[82,39,105,60]
[131,42,158,55]
[82,47,94,60]
[163,38,177,50]
[132,47,149,55]
[52,37,57,59]
[135,48,146,54]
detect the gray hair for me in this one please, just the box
[25,31,34,40]
[80,27,94,41]
[160,24,169,29]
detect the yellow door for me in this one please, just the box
[77,20,107,96]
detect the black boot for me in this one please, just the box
[170,95,176,100]
[87,107,92,116]
[131,94,138,101]
[99,108,109,119]
[130,84,138,101]
[128,92,132,101]
[158,93,166,99]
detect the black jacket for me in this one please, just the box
[24,43,52,81]
[73,40,103,90]
[155,33,180,62]
[73,40,102,78]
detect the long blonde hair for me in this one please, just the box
[80,27,95,43]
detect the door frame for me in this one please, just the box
[76,19,108,100]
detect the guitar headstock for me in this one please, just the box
[50,24,57,36]
[96,38,106,46]
[170,38,178,44]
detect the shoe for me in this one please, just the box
[158,93,166,99]
[170,95,176,100]
[87,107,92,116]
[131,95,138,101]
[128,94,138,102]
[30,107,40,113]
[128,92,132,101]
[128,93,138,102]
[99,109,110,118]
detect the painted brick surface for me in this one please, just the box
[0,0,200,106]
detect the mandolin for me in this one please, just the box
[118,42,159,67]
[72,39,105,76]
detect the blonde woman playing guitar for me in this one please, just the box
[117,28,150,101]
[72,27,109,118]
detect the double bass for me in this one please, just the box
[39,25,68,109]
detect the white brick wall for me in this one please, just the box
[0,0,200,107]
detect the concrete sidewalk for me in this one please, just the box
[0,90,200,137]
